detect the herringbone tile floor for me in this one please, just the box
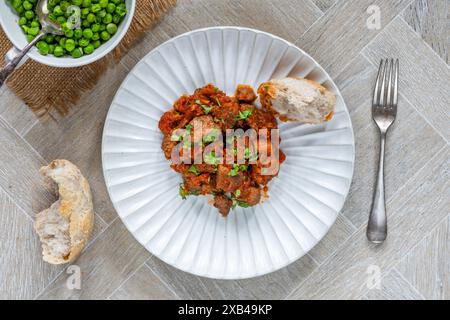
[0,0,448,299]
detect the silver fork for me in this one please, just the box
[367,59,399,244]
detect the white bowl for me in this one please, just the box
[0,0,135,68]
[102,27,355,279]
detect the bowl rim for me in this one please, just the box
[101,26,356,280]
[0,0,136,68]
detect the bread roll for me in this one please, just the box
[35,160,94,265]
[258,77,335,124]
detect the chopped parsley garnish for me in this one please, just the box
[185,124,193,132]
[231,199,250,209]
[204,151,221,165]
[203,135,215,144]
[237,109,253,120]
[230,189,248,209]
[183,140,192,150]
[203,128,220,144]
[237,201,250,208]
[244,147,258,161]
[228,164,248,176]
[202,105,212,114]
[188,165,200,176]
[171,132,182,141]
[239,164,248,171]
[214,97,221,107]
[196,100,212,115]
[179,185,188,200]
[228,164,240,177]
[244,147,250,158]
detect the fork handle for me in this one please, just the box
[367,132,387,243]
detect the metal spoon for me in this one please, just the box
[0,0,63,88]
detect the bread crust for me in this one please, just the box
[258,77,336,124]
[35,160,94,264]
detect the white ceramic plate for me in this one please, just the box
[102,27,355,279]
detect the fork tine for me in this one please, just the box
[386,59,393,106]
[373,59,385,106]
[379,59,389,107]
[393,59,399,107]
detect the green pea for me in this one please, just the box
[56,16,66,24]
[115,5,127,17]
[24,10,34,20]
[97,10,106,18]
[78,38,90,47]
[23,1,33,10]
[65,39,76,52]
[106,23,117,35]
[27,26,40,35]
[92,40,101,49]
[53,5,63,16]
[91,4,101,12]
[43,34,54,43]
[106,3,115,13]
[83,28,93,39]
[18,17,27,26]
[12,0,22,10]
[112,14,121,24]
[26,34,35,42]
[84,44,95,55]
[82,0,91,7]
[65,29,74,38]
[71,47,84,58]
[91,23,100,32]
[100,31,110,41]
[99,0,108,8]
[48,44,55,54]
[37,41,49,55]
[86,13,96,23]
[91,32,100,41]
[74,29,83,39]
[60,1,70,11]
[16,6,25,15]
[54,45,65,57]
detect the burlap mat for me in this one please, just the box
[0,0,176,115]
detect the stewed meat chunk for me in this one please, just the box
[214,194,233,217]
[158,83,286,216]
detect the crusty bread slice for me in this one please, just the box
[35,160,94,265]
[258,77,336,124]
